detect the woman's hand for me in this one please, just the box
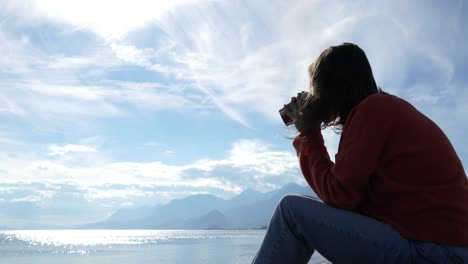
[283,92,308,121]
[282,91,321,134]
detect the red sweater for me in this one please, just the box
[293,92,468,246]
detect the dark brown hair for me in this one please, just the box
[300,43,381,133]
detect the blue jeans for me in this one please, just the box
[252,195,468,264]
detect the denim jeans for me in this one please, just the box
[252,195,468,264]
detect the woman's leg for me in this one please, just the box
[252,194,412,264]
[410,241,468,264]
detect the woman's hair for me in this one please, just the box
[300,43,381,133]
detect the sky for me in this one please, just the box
[0,0,467,227]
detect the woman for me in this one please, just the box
[252,43,468,263]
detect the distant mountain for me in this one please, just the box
[106,206,155,223]
[151,194,226,223]
[227,188,266,209]
[223,183,314,228]
[187,209,227,229]
[80,183,316,230]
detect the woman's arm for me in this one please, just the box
[293,98,390,210]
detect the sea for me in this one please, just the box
[0,230,328,264]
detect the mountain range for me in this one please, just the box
[81,183,316,230]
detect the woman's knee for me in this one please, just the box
[278,194,296,210]
[278,194,322,215]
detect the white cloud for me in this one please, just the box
[0,139,299,196]
[2,0,468,128]
[142,0,468,127]
[2,0,466,127]
[182,139,298,177]
[29,0,208,39]
[48,144,97,156]
[47,55,116,70]
[0,21,204,123]
[110,43,152,66]
[84,187,148,200]
[11,196,42,203]
[0,79,206,124]
[19,82,105,101]
[226,139,297,176]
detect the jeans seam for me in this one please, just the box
[266,219,289,263]
[283,195,405,259]
[282,197,313,251]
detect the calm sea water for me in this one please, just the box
[0,230,327,264]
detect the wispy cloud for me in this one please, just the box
[48,144,97,156]
[2,0,466,127]
[10,196,42,203]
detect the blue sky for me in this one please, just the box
[0,0,467,227]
